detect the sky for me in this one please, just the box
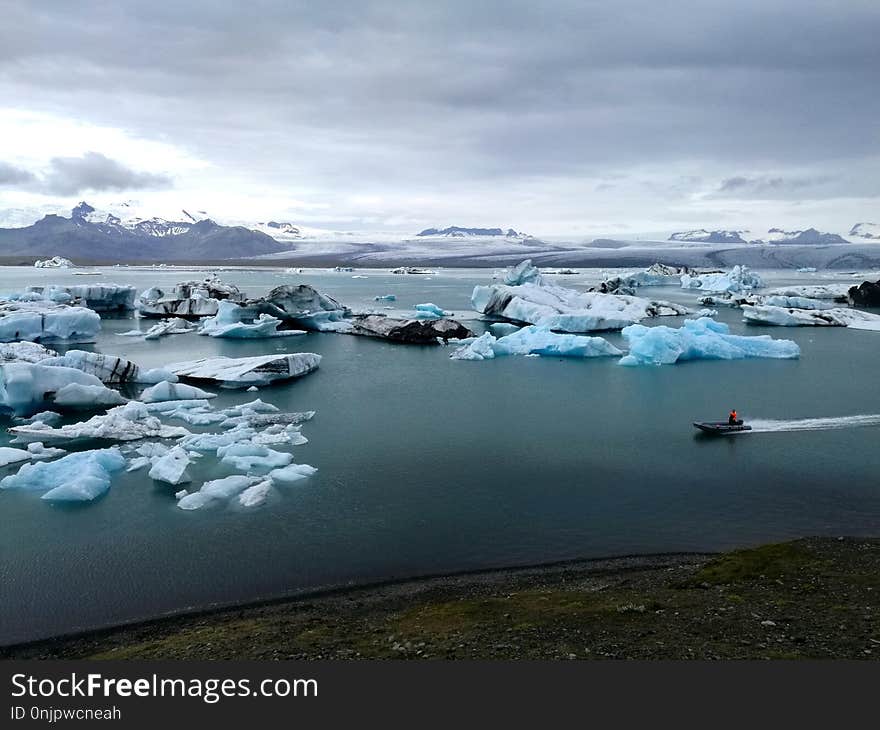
[0,0,878,238]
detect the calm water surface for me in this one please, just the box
[1,265,879,643]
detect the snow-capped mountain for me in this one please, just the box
[850,222,880,240]
[764,228,848,245]
[416,226,533,240]
[668,229,747,243]
[249,220,303,241]
[0,201,290,262]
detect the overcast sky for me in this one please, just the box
[0,0,877,236]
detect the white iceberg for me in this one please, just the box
[680,265,763,293]
[489,322,521,337]
[199,301,306,339]
[8,401,190,443]
[42,350,174,384]
[473,260,681,333]
[0,301,101,343]
[217,442,293,472]
[177,474,259,510]
[23,284,136,311]
[619,317,800,366]
[34,256,74,269]
[742,305,880,331]
[0,446,32,468]
[136,277,245,318]
[0,341,57,364]
[120,318,198,340]
[269,463,318,484]
[140,380,216,403]
[168,353,321,388]
[451,326,622,360]
[764,285,849,301]
[0,447,125,502]
[148,446,193,485]
[758,295,835,310]
[238,479,273,507]
[0,363,125,416]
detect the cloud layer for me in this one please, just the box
[0,1,877,233]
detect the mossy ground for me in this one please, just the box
[5,538,879,660]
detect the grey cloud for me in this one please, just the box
[0,161,35,185]
[0,1,878,229]
[43,152,172,195]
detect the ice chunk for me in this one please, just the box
[796,267,817,273]
[374,294,396,302]
[199,301,306,339]
[53,382,127,409]
[0,447,125,502]
[118,318,200,339]
[742,305,880,330]
[413,303,451,319]
[140,380,216,403]
[764,285,848,301]
[217,442,293,472]
[269,463,318,484]
[0,301,101,343]
[26,442,66,460]
[239,479,273,507]
[8,401,190,443]
[177,475,259,510]
[0,447,31,468]
[168,353,321,388]
[489,322,521,337]
[680,265,763,293]
[41,350,171,384]
[0,363,123,416]
[34,256,73,269]
[451,326,622,360]
[148,446,193,485]
[472,260,672,333]
[174,489,188,499]
[0,341,57,364]
[247,385,259,392]
[759,296,835,310]
[619,317,800,366]
[136,276,245,318]
[24,284,136,311]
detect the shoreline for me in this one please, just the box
[4,537,879,660]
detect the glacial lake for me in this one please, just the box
[2,265,880,644]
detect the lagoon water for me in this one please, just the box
[2,265,880,644]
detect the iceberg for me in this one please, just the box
[23,284,136,311]
[269,463,318,484]
[489,322,521,337]
[742,305,880,331]
[119,318,198,340]
[349,315,473,343]
[26,442,66,460]
[199,300,306,339]
[451,326,622,361]
[0,301,101,343]
[136,276,245,318]
[765,285,848,302]
[619,317,800,366]
[472,260,681,333]
[34,256,73,269]
[0,446,32,468]
[217,442,293,472]
[242,284,350,331]
[148,446,193,485]
[413,303,451,319]
[680,265,763,293]
[140,380,216,403]
[168,353,321,388]
[758,295,835,310]
[0,447,125,502]
[0,363,125,416]
[8,401,190,443]
[41,350,175,384]
[177,475,259,510]
[239,479,273,507]
[598,264,692,293]
[0,341,57,364]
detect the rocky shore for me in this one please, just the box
[3,537,878,660]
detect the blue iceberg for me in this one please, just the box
[451,326,622,361]
[0,447,125,502]
[619,317,800,366]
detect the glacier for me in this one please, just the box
[0,447,126,502]
[619,317,800,366]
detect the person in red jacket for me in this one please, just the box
[728,409,739,425]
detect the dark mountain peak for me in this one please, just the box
[71,201,95,220]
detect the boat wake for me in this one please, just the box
[744,414,880,434]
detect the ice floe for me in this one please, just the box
[34,256,73,269]
[619,317,800,366]
[0,363,126,416]
[198,300,306,339]
[764,285,849,302]
[119,318,198,340]
[22,284,136,311]
[177,475,259,510]
[0,447,125,501]
[168,353,321,388]
[0,341,57,364]
[148,446,193,485]
[742,305,880,331]
[41,350,174,384]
